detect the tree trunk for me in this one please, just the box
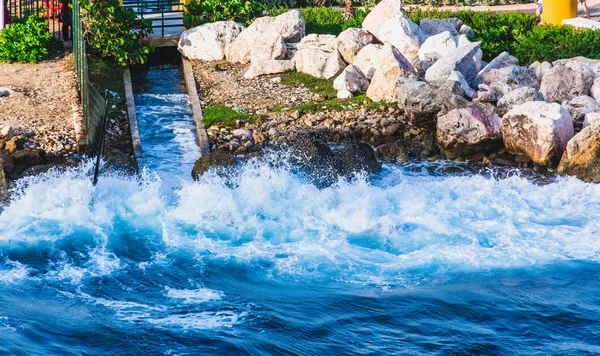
[343,0,355,21]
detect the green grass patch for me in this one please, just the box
[203,105,265,128]
[281,71,337,99]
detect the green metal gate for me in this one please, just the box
[72,0,109,157]
[121,0,184,38]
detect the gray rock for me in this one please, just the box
[420,17,462,37]
[178,21,245,60]
[378,15,424,64]
[481,65,539,96]
[244,60,295,79]
[425,41,481,86]
[529,61,552,81]
[497,86,543,117]
[477,84,498,102]
[477,51,519,78]
[459,24,474,36]
[367,44,417,103]
[361,0,403,41]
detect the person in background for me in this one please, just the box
[580,0,591,19]
[61,0,71,41]
[536,0,543,23]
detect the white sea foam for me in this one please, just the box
[1,158,600,288]
[166,287,224,304]
[146,311,247,329]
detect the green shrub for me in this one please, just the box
[183,0,267,28]
[513,24,600,64]
[0,15,52,64]
[405,7,538,62]
[79,0,153,66]
[301,6,370,35]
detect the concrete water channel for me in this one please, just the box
[124,48,209,193]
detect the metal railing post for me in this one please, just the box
[0,0,6,29]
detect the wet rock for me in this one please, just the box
[481,65,539,96]
[367,44,416,103]
[334,28,373,64]
[0,150,14,173]
[437,106,502,159]
[540,65,590,102]
[334,65,370,99]
[419,17,462,37]
[501,101,574,165]
[353,44,383,80]
[11,148,46,170]
[244,60,295,79]
[178,21,245,61]
[4,136,25,153]
[376,139,410,162]
[557,124,600,182]
[333,142,382,175]
[361,0,403,41]
[191,150,237,180]
[378,15,424,63]
[478,51,519,78]
[497,87,543,117]
[425,41,481,86]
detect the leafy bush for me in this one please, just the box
[301,6,369,35]
[405,8,538,61]
[0,15,52,64]
[79,0,153,66]
[183,0,267,28]
[513,24,600,63]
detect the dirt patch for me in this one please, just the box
[192,60,318,112]
[0,55,78,155]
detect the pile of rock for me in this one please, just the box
[0,126,49,182]
[179,1,600,183]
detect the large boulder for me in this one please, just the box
[294,34,346,79]
[398,77,467,129]
[378,15,424,63]
[244,60,295,79]
[540,65,590,102]
[417,31,458,62]
[481,65,539,96]
[225,10,305,64]
[367,44,417,103]
[477,51,519,78]
[361,0,403,41]
[353,44,383,80]
[419,17,462,37]
[334,28,373,64]
[178,21,245,61]
[557,124,600,182]
[501,101,574,165]
[250,31,287,63]
[424,41,481,86]
[590,77,600,101]
[334,65,370,99]
[457,35,483,71]
[497,86,543,117]
[376,139,410,162]
[437,106,502,159]
[553,57,597,90]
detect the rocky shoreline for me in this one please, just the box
[182,1,600,183]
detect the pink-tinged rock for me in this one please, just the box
[367,44,416,103]
[333,65,370,99]
[540,65,590,102]
[501,101,575,165]
[557,124,600,182]
[361,0,403,41]
[437,106,502,159]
